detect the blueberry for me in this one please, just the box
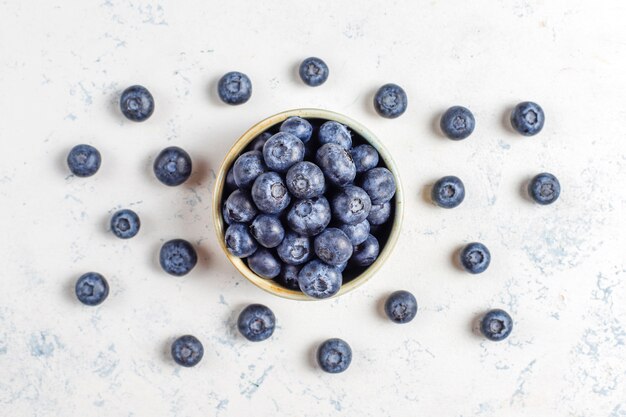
[351,234,379,266]
[225,223,258,257]
[431,176,465,209]
[440,106,475,140]
[223,189,258,224]
[317,338,352,373]
[153,146,192,186]
[528,172,560,205]
[351,144,379,173]
[251,172,291,214]
[171,335,204,367]
[120,85,154,122]
[249,214,285,248]
[339,220,370,245]
[299,57,329,87]
[277,232,313,265]
[247,248,281,279]
[360,167,396,204]
[75,272,109,306]
[314,228,353,266]
[280,117,313,143]
[480,309,513,341]
[331,185,372,225]
[367,201,391,225]
[510,101,544,136]
[217,71,252,105]
[67,144,101,177]
[248,132,272,152]
[279,264,301,290]
[286,161,325,199]
[233,150,267,190]
[263,132,305,173]
[237,304,276,342]
[110,209,140,239]
[315,143,356,187]
[159,239,197,276]
[286,196,331,236]
[318,121,352,150]
[298,259,342,299]
[373,83,407,118]
[384,290,418,324]
[459,242,490,274]
[225,167,237,191]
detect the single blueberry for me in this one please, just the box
[384,290,418,324]
[247,248,281,279]
[528,172,560,205]
[217,71,252,105]
[431,176,465,209]
[225,223,258,257]
[249,214,285,248]
[318,121,352,150]
[460,242,490,274]
[360,167,396,204]
[440,106,475,140]
[159,239,197,276]
[75,272,109,306]
[110,209,140,239]
[373,83,407,118]
[339,219,370,245]
[263,132,305,173]
[247,132,272,152]
[351,234,380,267]
[233,150,267,190]
[277,232,313,265]
[223,189,257,224]
[280,117,313,143]
[315,143,356,187]
[153,146,192,186]
[298,259,342,299]
[317,338,352,373]
[286,196,332,236]
[367,201,391,225]
[171,335,204,367]
[480,309,513,341]
[299,57,329,87]
[510,101,544,136]
[120,85,154,122]
[351,144,379,173]
[237,304,276,342]
[279,264,301,290]
[67,144,101,177]
[331,185,372,225]
[314,228,353,266]
[286,161,325,199]
[251,172,291,214]
[225,167,237,191]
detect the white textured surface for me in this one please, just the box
[1,1,625,416]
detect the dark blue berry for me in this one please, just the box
[280,117,313,143]
[360,167,396,204]
[314,228,353,266]
[218,71,252,105]
[248,132,272,152]
[223,189,257,224]
[299,57,329,87]
[315,143,356,187]
[286,161,325,199]
[225,167,237,191]
[351,144,379,173]
[351,234,379,266]
[440,106,475,140]
[331,185,372,225]
[286,196,331,236]
[511,101,544,136]
[225,223,258,257]
[277,232,312,265]
[249,214,285,248]
[75,272,109,306]
[263,132,305,173]
[120,85,154,122]
[251,172,291,214]
[171,335,203,367]
[317,338,352,373]
[233,151,267,190]
[373,83,407,118]
[431,176,465,209]
[279,264,301,290]
[460,242,490,274]
[318,121,352,150]
[159,239,197,276]
[384,290,418,324]
[528,172,560,205]
[339,220,370,245]
[480,309,513,341]
[67,144,101,177]
[153,146,192,186]
[237,304,276,342]
[367,202,391,225]
[247,248,281,279]
[298,259,342,299]
[110,209,140,239]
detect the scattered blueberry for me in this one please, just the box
[373,83,407,119]
[251,172,291,214]
[459,242,491,274]
[318,121,352,149]
[218,71,252,105]
[233,150,267,190]
[225,167,237,191]
[367,201,391,225]
[159,239,197,276]
[277,232,312,265]
[248,132,272,152]
[263,132,305,173]
[316,143,356,186]
[249,214,285,248]
[298,259,342,299]
[352,234,380,266]
[331,185,372,225]
[339,220,370,245]
[280,116,313,143]
[75,272,109,306]
[110,209,140,239]
[223,189,258,224]
[440,106,475,140]
[120,85,154,122]
[528,172,560,205]
[247,248,281,279]
[171,335,204,367]
[351,144,379,173]
[286,161,325,199]
[153,146,192,186]
[317,338,352,373]
[480,309,513,341]
[384,290,418,324]
[360,167,396,204]
[431,176,465,209]
[510,101,544,136]
[237,304,276,342]
[279,264,301,290]
[286,196,331,236]
[314,228,353,266]
[299,57,329,87]
[225,223,258,257]
[67,144,101,177]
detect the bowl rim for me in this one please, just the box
[213,108,404,301]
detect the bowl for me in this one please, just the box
[213,108,404,300]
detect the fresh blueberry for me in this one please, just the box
[299,57,329,87]
[314,228,353,266]
[373,83,407,119]
[110,209,140,239]
[217,71,252,105]
[233,150,267,190]
[67,144,101,177]
[459,242,490,274]
[315,143,356,187]
[339,220,370,245]
[440,106,475,140]
[286,196,331,236]
[225,223,258,257]
[248,132,272,152]
[251,172,291,214]
[367,201,391,225]
[351,234,379,266]
[153,146,192,186]
[280,117,313,143]
[120,85,154,122]
[262,132,305,173]
[298,259,342,299]
[277,232,312,265]
[223,189,257,224]
[360,167,396,204]
[480,309,513,341]
[249,214,285,248]
[318,121,352,150]
[431,176,465,208]
[384,290,418,324]
[159,239,197,276]
[528,172,560,205]
[510,101,544,136]
[247,248,281,279]
[279,264,301,290]
[331,185,372,225]
[171,335,204,367]
[317,338,352,373]
[351,144,379,173]
[286,161,325,199]
[75,272,109,306]
[237,304,276,342]
[225,167,237,191]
